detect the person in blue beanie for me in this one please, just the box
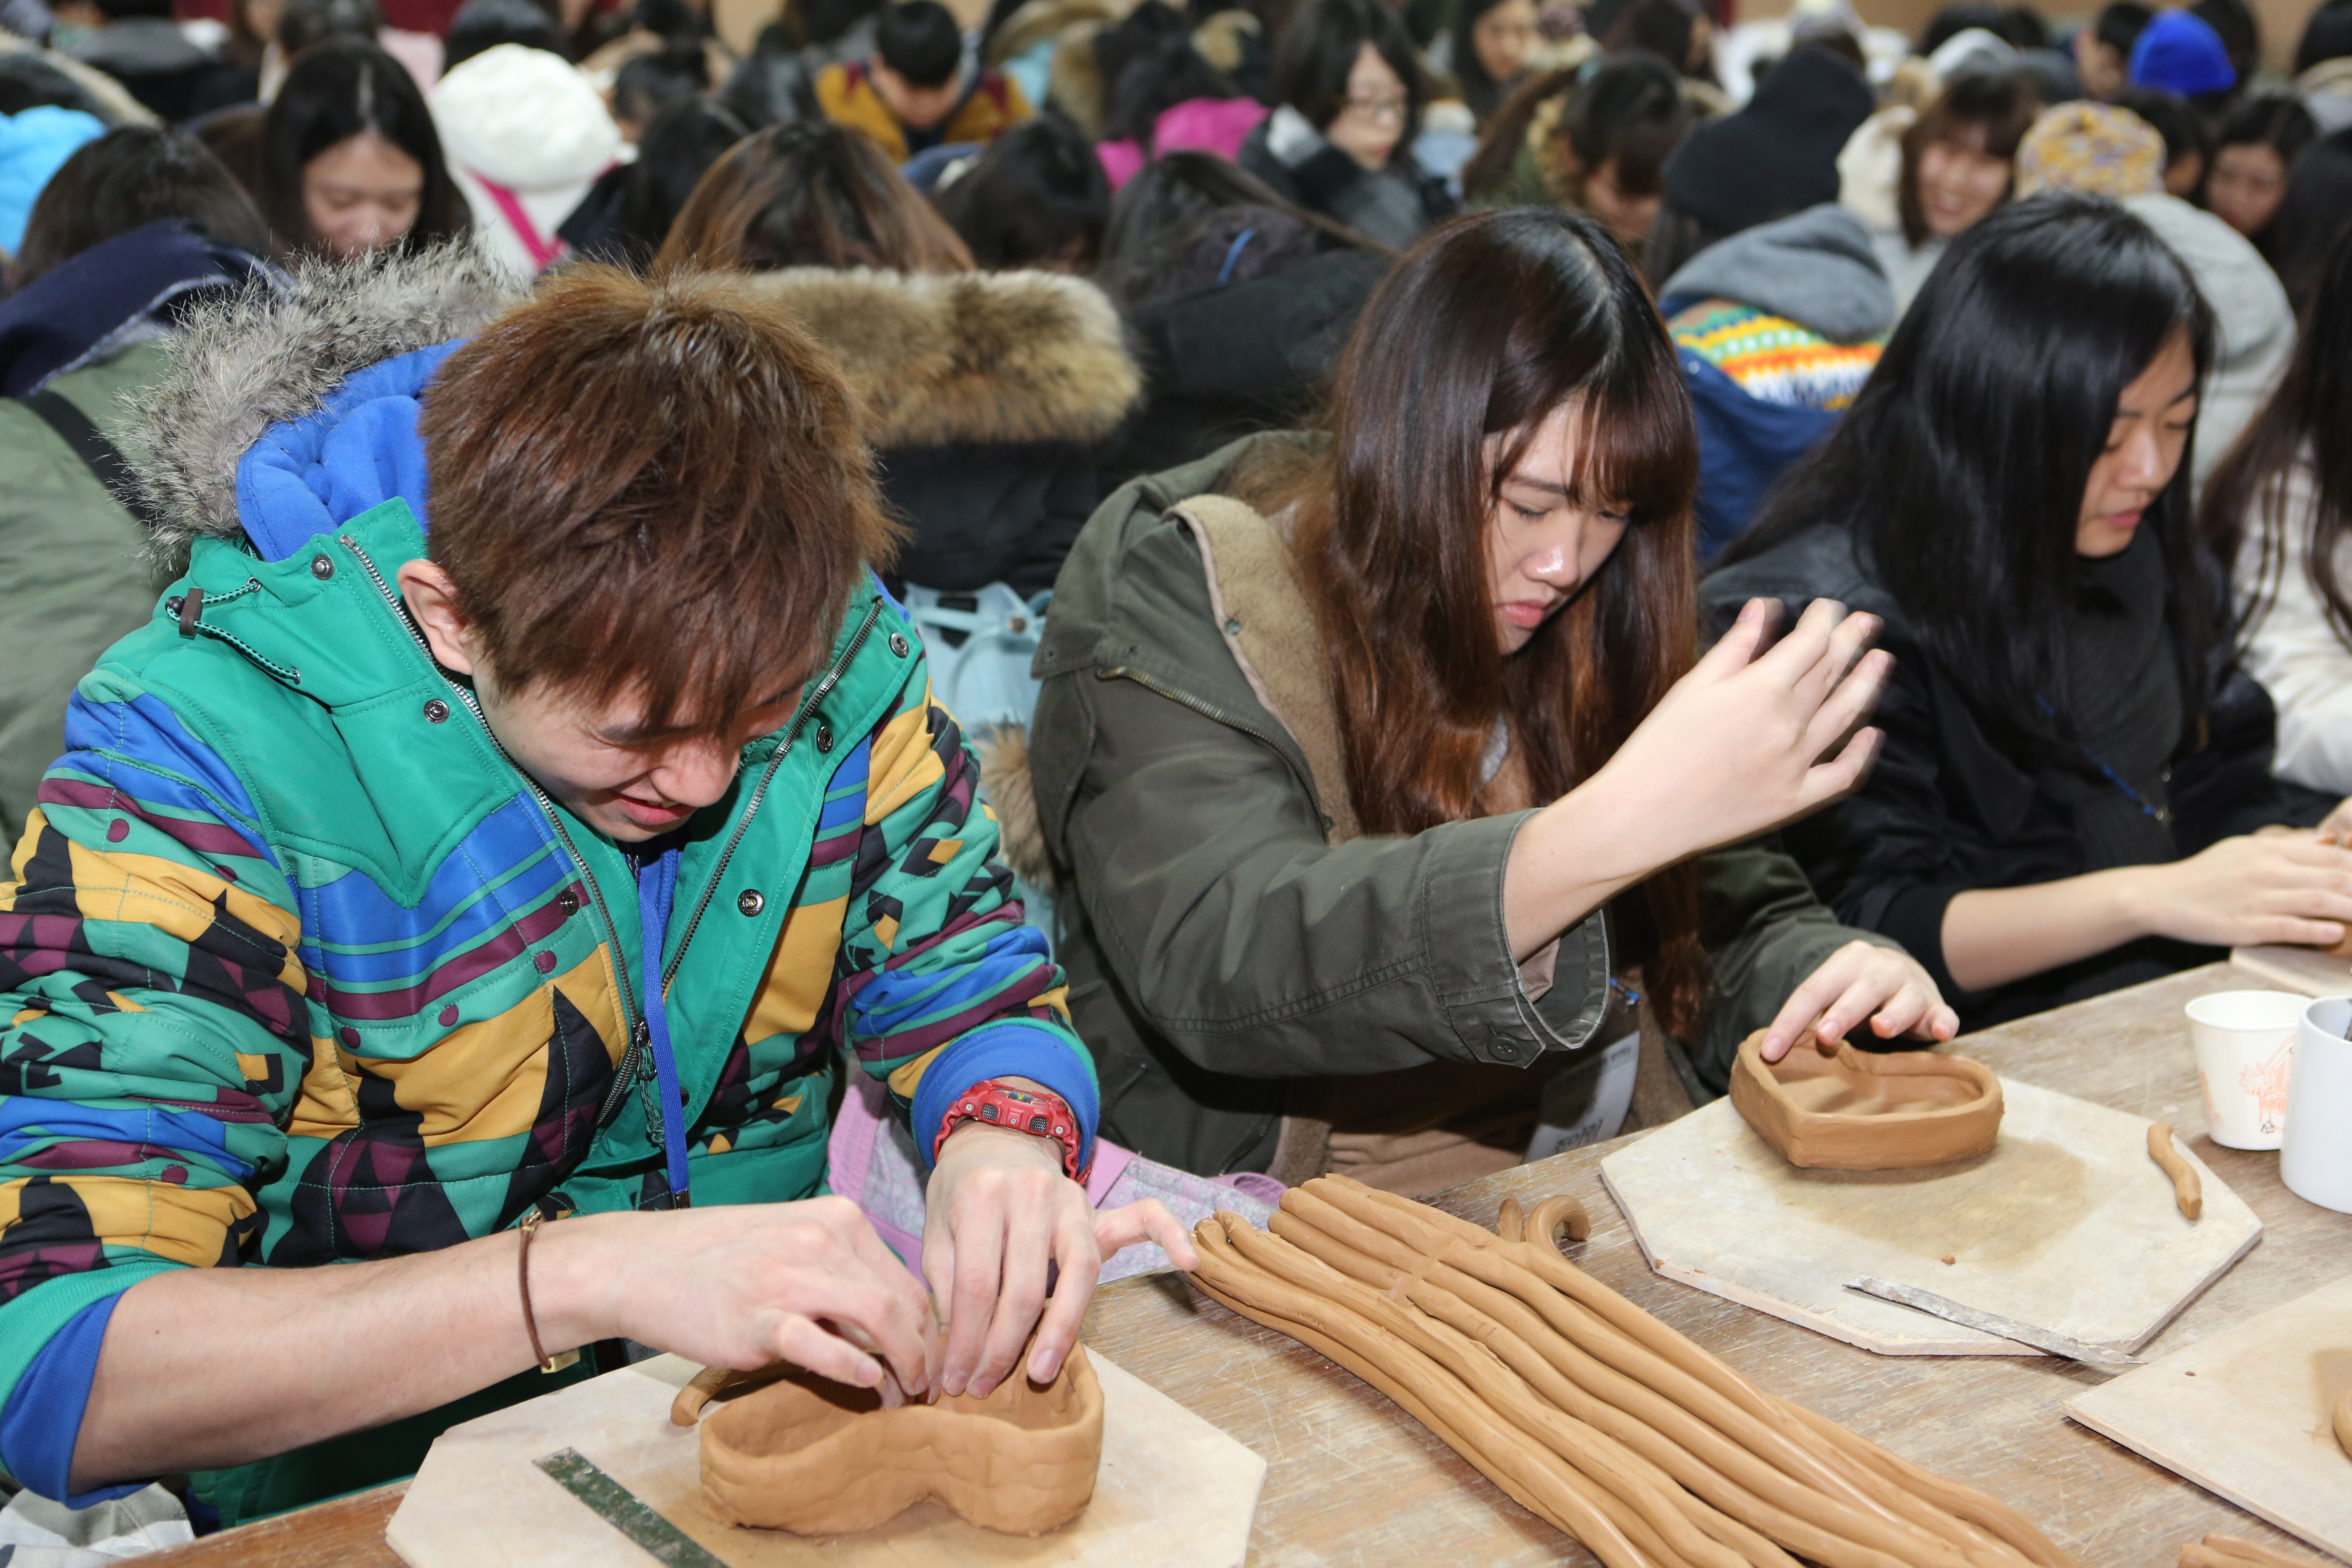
[2129,9,2237,111]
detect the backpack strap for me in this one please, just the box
[18,388,163,533]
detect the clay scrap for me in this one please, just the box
[2147,1123,2204,1220]
[1730,1028,2004,1170]
[2337,1388,2352,1462]
[2181,1532,2334,1568]
[683,1341,1103,1537]
[1189,1174,2074,1568]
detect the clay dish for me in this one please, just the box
[697,1342,1103,1536]
[1730,1029,2003,1171]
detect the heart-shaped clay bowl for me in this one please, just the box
[699,1343,1103,1536]
[1730,1029,2003,1171]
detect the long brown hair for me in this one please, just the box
[655,120,974,274]
[1263,208,1706,1033]
[1461,55,1690,212]
[2204,222,2352,653]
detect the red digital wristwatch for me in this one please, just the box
[934,1078,1089,1181]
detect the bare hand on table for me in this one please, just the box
[2128,831,2352,950]
[924,1117,1196,1400]
[1757,939,1958,1062]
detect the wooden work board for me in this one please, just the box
[384,1350,1265,1568]
[1598,1074,2261,1355]
[2230,944,2352,999]
[2066,1272,2352,1563]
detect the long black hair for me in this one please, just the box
[1270,0,1426,140]
[2204,224,2352,650]
[261,36,466,258]
[1727,196,2216,763]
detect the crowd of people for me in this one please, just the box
[3,0,2352,1542]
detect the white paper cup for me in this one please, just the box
[2285,997,2352,1213]
[2184,990,2301,1150]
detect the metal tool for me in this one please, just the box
[1845,1278,2146,1370]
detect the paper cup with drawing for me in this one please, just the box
[2183,990,2299,1150]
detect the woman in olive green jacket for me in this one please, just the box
[1014,209,1955,1190]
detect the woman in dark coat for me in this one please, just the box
[1704,196,2350,1033]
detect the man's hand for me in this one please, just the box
[1758,940,1957,1062]
[922,1115,1195,1399]
[544,1197,940,1396]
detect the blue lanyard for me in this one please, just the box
[2035,695,2169,823]
[634,848,693,1206]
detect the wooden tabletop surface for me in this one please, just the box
[150,961,2352,1566]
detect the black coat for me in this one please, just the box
[1102,246,1388,490]
[1236,120,1454,250]
[1701,520,2331,1031]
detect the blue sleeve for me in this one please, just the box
[909,1020,1100,1173]
[0,1294,147,1507]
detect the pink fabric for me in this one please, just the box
[1096,96,1271,189]
[472,174,566,274]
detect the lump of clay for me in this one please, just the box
[695,1343,1103,1536]
[1730,1029,2002,1171]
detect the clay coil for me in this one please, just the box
[1220,1215,1752,1568]
[1267,1208,1886,1568]
[1191,1217,1657,1568]
[2189,1534,2332,1568]
[1308,1183,1952,1556]
[1530,1193,1594,1247]
[1267,1206,1919,1568]
[2147,1123,2203,1220]
[1205,1178,2073,1568]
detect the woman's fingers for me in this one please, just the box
[1799,726,1883,811]
[1688,597,1780,684]
[1804,648,1893,759]
[2258,917,2348,947]
[1760,951,1860,1060]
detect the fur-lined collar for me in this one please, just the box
[742,267,1140,451]
[120,243,523,565]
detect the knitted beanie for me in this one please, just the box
[2013,102,2165,198]
[2128,10,2237,97]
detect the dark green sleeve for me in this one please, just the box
[1688,837,1907,1094]
[1038,668,1612,1079]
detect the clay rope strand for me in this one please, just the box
[1187,1176,2075,1568]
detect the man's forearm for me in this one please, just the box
[70,1215,625,1492]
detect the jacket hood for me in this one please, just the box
[1663,45,1875,235]
[0,218,270,397]
[119,242,525,567]
[430,43,620,191]
[1659,203,1892,343]
[740,267,1140,450]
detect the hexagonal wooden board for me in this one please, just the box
[387,1348,1263,1566]
[1598,1076,2261,1356]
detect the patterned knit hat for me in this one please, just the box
[2013,102,2165,198]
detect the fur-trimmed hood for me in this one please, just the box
[741,267,1140,451]
[120,243,524,566]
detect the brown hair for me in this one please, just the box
[1898,71,2039,249]
[654,120,973,273]
[1461,55,1691,210]
[418,265,899,742]
[1250,209,1707,1033]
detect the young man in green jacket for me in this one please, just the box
[0,253,1185,1525]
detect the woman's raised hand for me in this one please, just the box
[1504,597,1890,961]
[1595,597,1889,860]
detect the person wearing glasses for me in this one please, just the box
[1238,0,1455,248]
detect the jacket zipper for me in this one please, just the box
[659,600,886,994]
[336,535,648,1119]
[1096,664,1329,823]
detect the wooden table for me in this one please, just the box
[151,962,2352,1566]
